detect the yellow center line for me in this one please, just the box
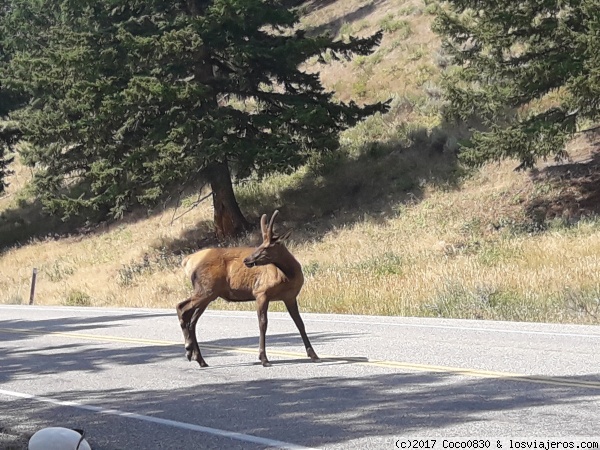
[2,326,599,390]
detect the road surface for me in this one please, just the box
[1,305,600,449]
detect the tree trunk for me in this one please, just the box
[208,160,250,240]
[185,2,249,239]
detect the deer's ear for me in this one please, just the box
[277,229,293,242]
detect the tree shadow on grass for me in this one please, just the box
[0,177,212,256]
[303,0,388,38]
[280,0,337,14]
[526,147,600,225]
[239,126,463,239]
[1,122,463,264]
[0,197,86,254]
[147,124,463,259]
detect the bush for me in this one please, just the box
[64,290,92,306]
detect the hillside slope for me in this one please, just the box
[1,0,600,324]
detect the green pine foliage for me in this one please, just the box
[0,1,23,192]
[0,122,18,193]
[2,0,387,219]
[434,0,600,168]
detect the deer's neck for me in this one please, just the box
[273,251,302,281]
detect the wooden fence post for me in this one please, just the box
[29,268,37,305]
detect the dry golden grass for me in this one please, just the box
[294,165,600,322]
[0,195,212,307]
[2,151,600,324]
[301,0,442,105]
[2,1,600,324]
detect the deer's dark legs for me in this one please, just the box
[285,298,320,362]
[176,297,193,357]
[256,296,271,367]
[176,293,216,367]
[187,305,207,366]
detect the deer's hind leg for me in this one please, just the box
[176,293,216,367]
[176,297,194,359]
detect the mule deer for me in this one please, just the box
[176,210,320,367]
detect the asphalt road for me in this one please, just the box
[1,305,600,449]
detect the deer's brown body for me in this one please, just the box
[176,211,319,367]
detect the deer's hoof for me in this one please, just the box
[261,360,272,367]
[185,344,194,361]
[198,360,209,368]
[307,348,320,362]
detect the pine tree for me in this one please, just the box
[434,0,600,169]
[2,0,387,237]
[0,1,24,192]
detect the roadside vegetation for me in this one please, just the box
[1,0,600,324]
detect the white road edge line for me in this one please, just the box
[204,313,600,339]
[2,305,600,339]
[0,388,318,450]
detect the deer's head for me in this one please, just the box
[244,210,292,268]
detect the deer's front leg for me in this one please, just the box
[256,296,271,367]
